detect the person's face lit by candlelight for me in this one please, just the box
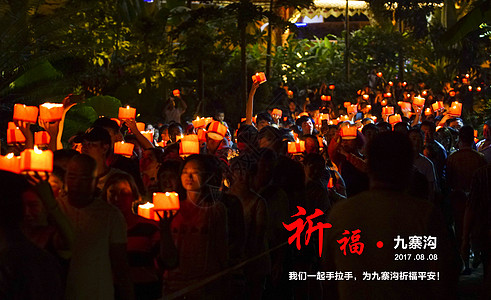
[181,160,204,192]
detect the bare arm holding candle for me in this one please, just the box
[124,119,155,150]
[14,120,34,149]
[411,103,423,127]
[158,211,179,269]
[246,81,260,125]
[39,119,61,151]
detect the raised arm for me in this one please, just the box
[246,81,260,125]
[124,119,155,149]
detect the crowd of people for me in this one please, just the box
[0,75,490,300]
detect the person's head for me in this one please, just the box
[140,148,164,174]
[230,154,257,187]
[258,126,282,151]
[79,126,112,161]
[408,128,424,155]
[254,148,278,189]
[49,166,66,199]
[303,153,326,181]
[65,154,98,207]
[376,122,392,133]
[297,115,313,135]
[359,102,371,114]
[158,160,183,193]
[256,112,273,131]
[367,132,414,189]
[420,120,436,141]
[289,100,296,112]
[361,123,379,143]
[447,117,464,131]
[22,188,47,228]
[362,117,374,126]
[435,127,454,152]
[236,125,258,152]
[92,117,123,144]
[0,171,29,233]
[458,125,475,148]
[215,111,225,122]
[393,122,410,134]
[302,134,320,154]
[53,149,80,170]
[484,120,491,140]
[180,155,221,196]
[168,122,184,142]
[159,124,170,142]
[102,172,140,214]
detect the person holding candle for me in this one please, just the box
[0,171,64,299]
[163,155,230,299]
[163,93,187,124]
[102,172,164,300]
[63,154,134,300]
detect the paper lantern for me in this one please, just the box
[384,93,392,98]
[421,90,428,97]
[382,106,394,115]
[252,72,267,84]
[376,72,382,77]
[347,105,357,114]
[366,105,372,111]
[468,86,473,92]
[329,85,335,90]
[172,89,180,97]
[39,103,64,122]
[476,87,482,92]
[380,100,387,106]
[343,102,351,108]
[474,130,478,138]
[271,109,282,117]
[288,90,293,98]
[141,130,154,142]
[6,122,26,144]
[153,192,180,211]
[448,102,462,117]
[318,113,329,122]
[138,202,159,221]
[340,126,357,140]
[20,146,53,173]
[402,82,407,87]
[388,114,402,125]
[114,141,134,157]
[398,102,412,111]
[321,95,331,101]
[136,122,146,132]
[424,108,432,116]
[207,121,227,140]
[13,104,39,123]
[179,135,200,156]
[388,81,393,86]
[432,102,443,111]
[0,153,21,174]
[288,140,305,154]
[449,90,456,97]
[118,106,136,120]
[362,94,369,100]
[197,128,207,142]
[413,96,425,106]
[34,131,50,145]
[462,78,468,84]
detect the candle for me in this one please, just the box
[465,73,470,78]
[398,102,412,111]
[388,114,402,125]
[477,87,482,92]
[20,146,53,172]
[413,96,425,106]
[384,93,392,98]
[388,81,393,86]
[175,134,183,142]
[252,72,267,84]
[340,126,357,139]
[431,102,443,111]
[402,82,407,86]
[329,85,335,90]
[34,131,50,145]
[179,135,200,156]
[343,102,351,108]
[136,122,146,132]
[13,104,39,123]
[6,122,26,144]
[362,94,369,100]
[382,106,394,115]
[271,109,282,117]
[0,153,21,174]
[172,89,180,97]
[380,100,387,106]
[422,90,427,96]
[288,140,305,154]
[366,105,372,111]
[153,192,180,211]
[197,128,207,142]
[138,202,159,221]
[327,177,334,188]
[424,108,432,116]
[288,90,293,98]
[207,121,227,140]
[140,130,154,142]
[118,106,136,120]
[347,105,357,114]
[468,86,472,91]
[376,72,382,77]
[448,102,462,117]
[449,90,456,97]
[39,103,64,122]
[114,141,134,157]
[339,115,349,122]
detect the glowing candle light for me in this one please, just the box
[0,153,21,174]
[252,72,267,84]
[20,146,53,172]
[39,103,64,122]
[413,96,425,106]
[13,104,39,123]
[288,140,305,154]
[179,135,200,156]
[153,192,180,211]
[34,131,50,145]
[114,141,134,157]
[388,114,402,125]
[118,106,136,120]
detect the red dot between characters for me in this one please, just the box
[377,241,383,248]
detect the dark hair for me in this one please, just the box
[459,125,475,145]
[362,123,379,137]
[420,120,436,133]
[256,112,273,124]
[181,154,222,192]
[0,171,29,229]
[258,126,282,145]
[102,171,140,203]
[69,154,97,176]
[393,122,410,134]
[367,132,414,188]
[376,122,392,132]
[296,115,311,127]
[93,117,120,133]
[303,153,326,178]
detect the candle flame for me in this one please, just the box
[165,192,170,196]
[139,202,154,209]
[34,145,43,154]
[126,105,130,109]
[6,153,14,159]
[41,103,63,109]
